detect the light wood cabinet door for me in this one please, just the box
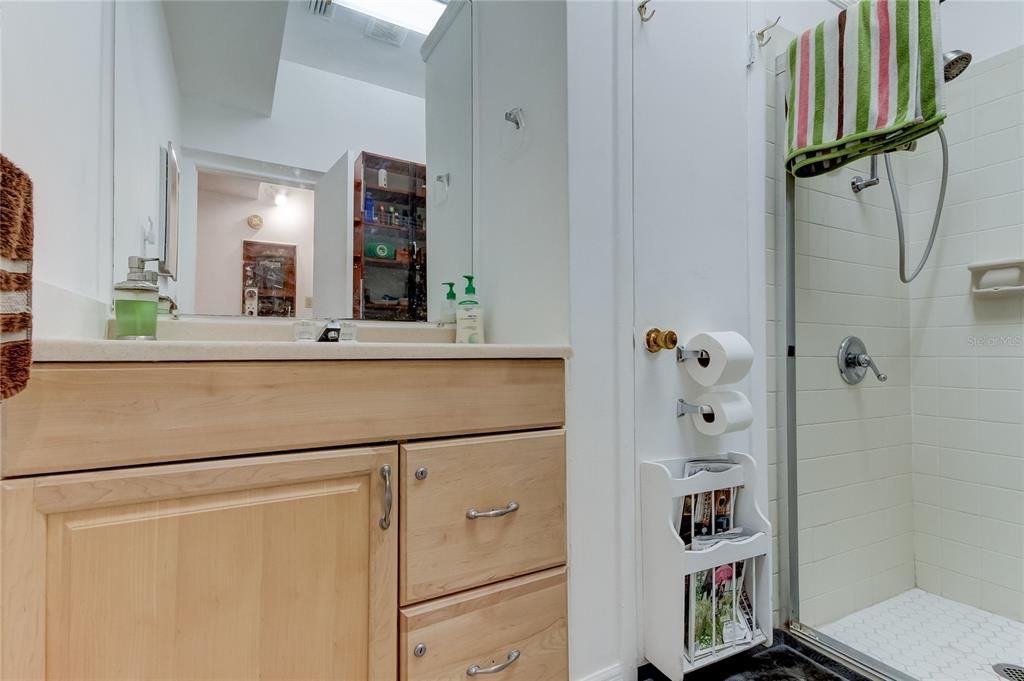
[0,446,398,681]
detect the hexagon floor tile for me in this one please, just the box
[820,589,1024,681]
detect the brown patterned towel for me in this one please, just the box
[1,154,34,400]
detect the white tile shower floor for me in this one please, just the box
[819,589,1024,681]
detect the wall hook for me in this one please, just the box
[755,16,781,47]
[504,107,525,130]
[638,0,655,23]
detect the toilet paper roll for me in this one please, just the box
[683,332,754,387]
[691,390,753,436]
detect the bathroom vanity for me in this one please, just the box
[0,343,569,680]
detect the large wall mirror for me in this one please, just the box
[113,0,473,322]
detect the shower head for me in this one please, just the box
[943,50,972,82]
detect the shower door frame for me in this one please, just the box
[772,54,916,681]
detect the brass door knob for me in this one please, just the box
[645,328,678,353]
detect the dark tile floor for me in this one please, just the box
[639,631,871,681]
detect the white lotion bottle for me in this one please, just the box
[455,275,485,343]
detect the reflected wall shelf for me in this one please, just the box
[352,151,427,321]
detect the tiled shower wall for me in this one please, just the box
[767,46,1024,627]
[905,46,1024,623]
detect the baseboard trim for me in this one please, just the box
[578,663,623,681]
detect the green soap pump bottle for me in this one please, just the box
[113,256,159,340]
[460,275,479,305]
[456,275,484,344]
[441,282,457,327]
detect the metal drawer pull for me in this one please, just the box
[466,501,519,520]
[379,465,393,530]
[467,650,520,676]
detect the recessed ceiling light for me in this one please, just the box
[334,0,445,36]
[274,191,288,207]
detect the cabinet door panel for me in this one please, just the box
[2,447,397,681]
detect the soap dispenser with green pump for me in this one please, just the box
[455,274,485,344]
[113,256,160,340]
[441,282,457,327]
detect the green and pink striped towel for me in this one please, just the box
[785,0,945,178]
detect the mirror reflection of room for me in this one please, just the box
[113,0,472,322]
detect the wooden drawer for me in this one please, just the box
[400,430,566,604]
[0,359,564,477]
[400,567,567,681]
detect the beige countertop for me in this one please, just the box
[32,338,572,362]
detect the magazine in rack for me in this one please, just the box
[678,459,736,547]
[678,459,757,660]
[683,560,756,659]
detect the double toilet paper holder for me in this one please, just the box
[646,327,716,419]
[645,327,752,427]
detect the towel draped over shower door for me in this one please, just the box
[785,0,946,178]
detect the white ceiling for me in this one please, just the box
[280,1,427,98]
[198,170,313,204]
[162,0,433,119]
[162,1,289,116]
[198,171,263,200]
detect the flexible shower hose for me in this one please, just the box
[882,127,949,283]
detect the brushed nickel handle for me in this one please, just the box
[466,501,519,520]
[379,465,392,530]
[467,650,520,676]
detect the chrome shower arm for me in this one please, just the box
[851,155,880,193]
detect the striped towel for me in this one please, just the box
[1,154,34,400]
[785,0,945,178]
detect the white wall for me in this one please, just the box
[194,184,315,318]
[312,151,354,319]
[474,0,569,344]
[112,0,181,301]
[181,59,426,174]
[566,5,634,680]
[424,2,473,321]
[0,0,113,338]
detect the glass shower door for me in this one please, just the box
[770,25,1024,681]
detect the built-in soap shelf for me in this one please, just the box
[641,452,772,680]
[968,259,1024,297]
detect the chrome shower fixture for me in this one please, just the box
[943,49,972,82]
[848,48,972,282]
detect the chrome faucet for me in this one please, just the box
[159,294,179,320]
[838,336,887,384]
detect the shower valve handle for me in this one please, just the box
[853,353,887,383]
